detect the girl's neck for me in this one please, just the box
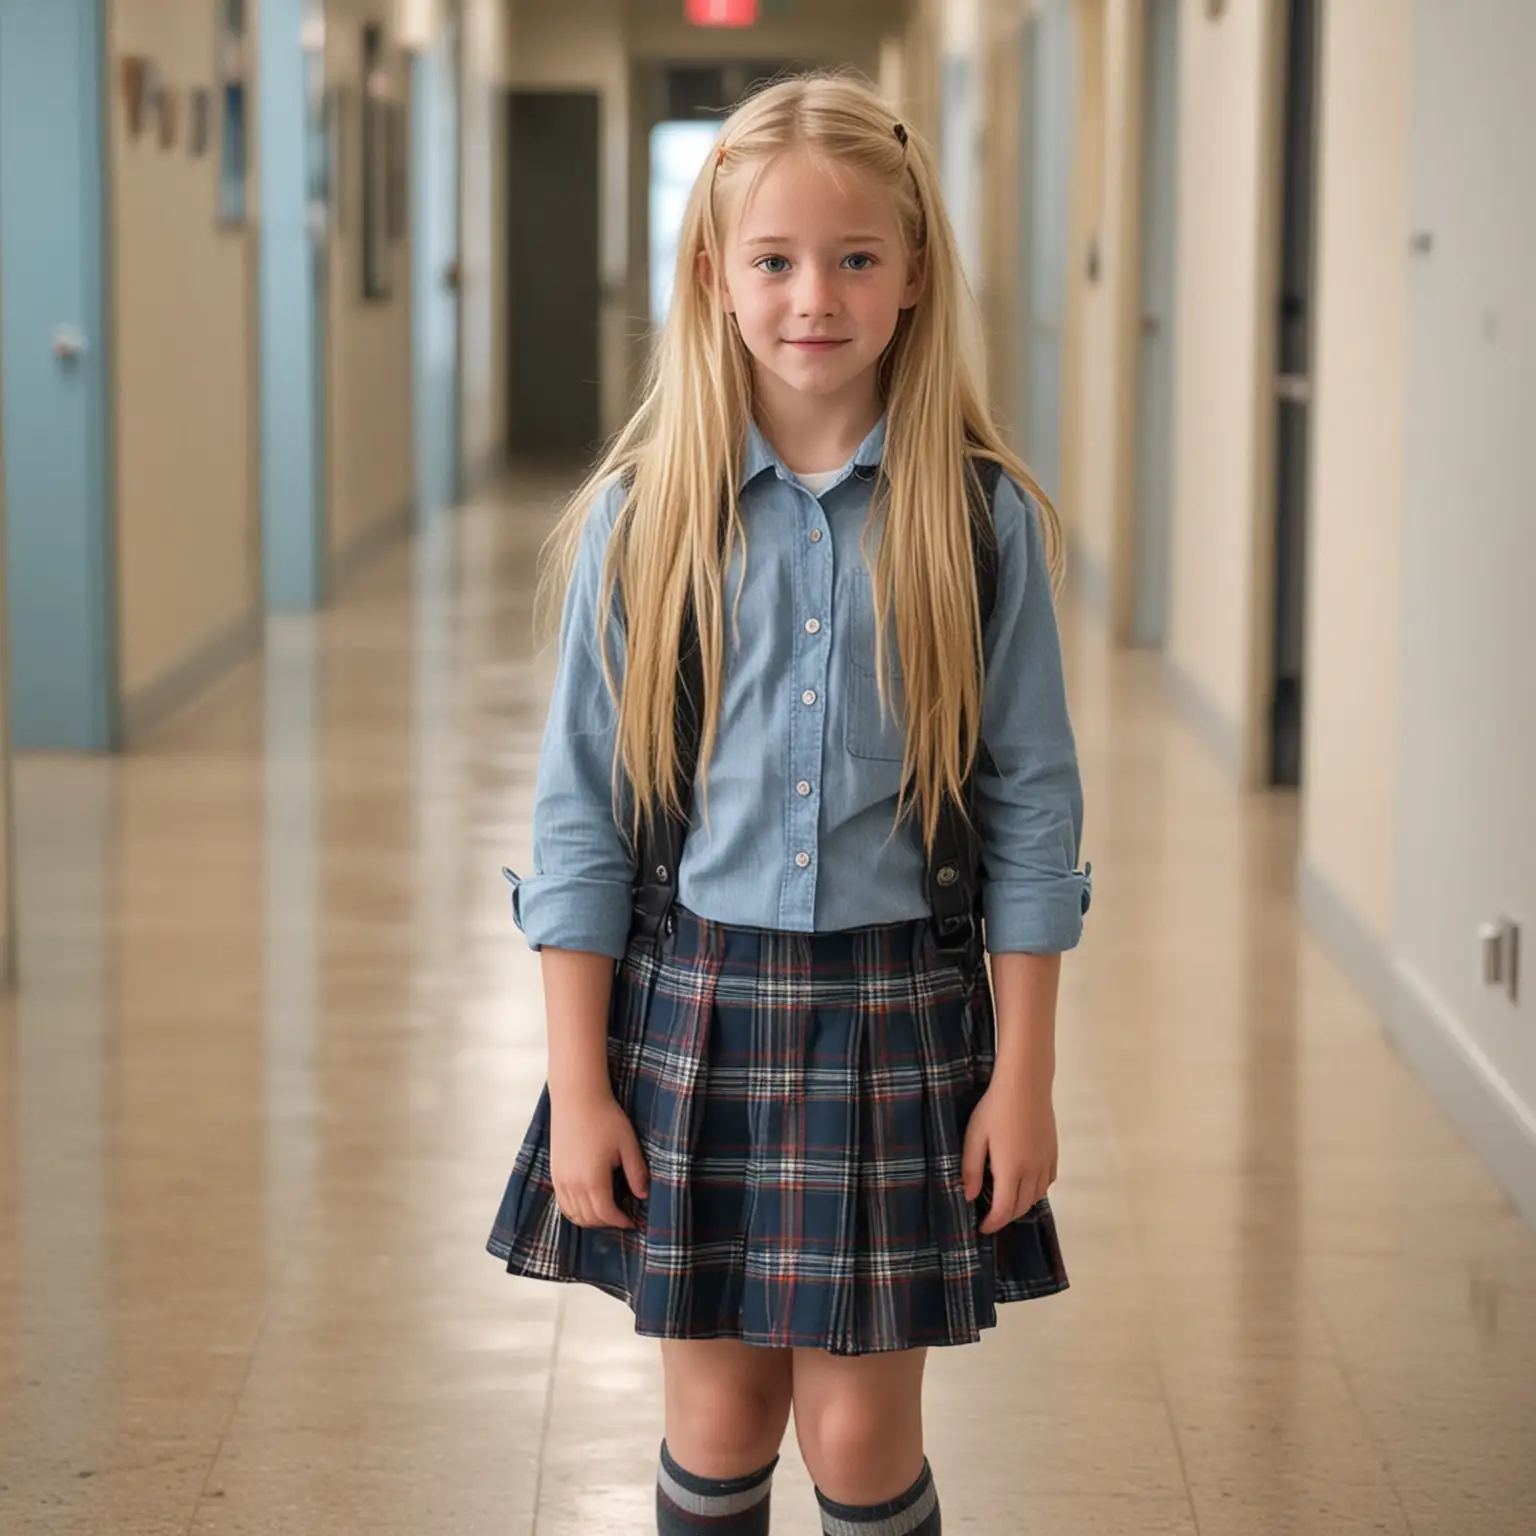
[753,370,883,475]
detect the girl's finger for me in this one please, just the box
[590,1182,633,1230]
[982,1174,1019,1234]
[962,1126,988,1203]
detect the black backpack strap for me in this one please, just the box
[630,487,724,944]
[926,454,1004,961]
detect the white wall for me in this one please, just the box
[1299,0,1410,946]
[1390,0,1536,1216]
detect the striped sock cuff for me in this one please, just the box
[657,1440,777,1531]
[816,1459,940,1536]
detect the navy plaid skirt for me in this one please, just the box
[486,907,1067,1354]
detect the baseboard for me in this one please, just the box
[1388,960,1536,1228]
[1298,862,1400,1025]
[1162,654,1243,780]
[121,605,264,745]
[1301,859,1536,1229]
[331,498,415,592]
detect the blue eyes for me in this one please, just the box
[753,253,877,275]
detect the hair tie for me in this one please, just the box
[893,122,908,148]
[716,144,728,168]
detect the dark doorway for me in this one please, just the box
[507,91,601,460]
[1268,0,1321,787]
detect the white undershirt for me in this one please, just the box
[796,468,843,497]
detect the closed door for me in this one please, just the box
[1016,0,1073,503]
[0,0,116,749]
[508,92,601,460]
[1131,0,1178,650]
[413,9,462,520]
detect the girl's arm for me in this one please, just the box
[989,949,1061,1091]
[507,480,638,961]
[507,480,648,1229]
[965,475,1089,1231]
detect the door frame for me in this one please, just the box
[1128,0,1179,650]
[410,3,464,523]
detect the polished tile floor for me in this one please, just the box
[2,471,1534,1535]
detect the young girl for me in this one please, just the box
[489,72,1090,1536]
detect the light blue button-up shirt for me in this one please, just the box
[507,417,1090,959]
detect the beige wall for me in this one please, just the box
[1056,0,1144,628]
[326,0,415,560]
[0,335,12,987]
[109,0,260,703]
[1165,0,1282,782]
[460,0,510,485]
[1299,0,1410,942]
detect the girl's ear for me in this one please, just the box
[697,250,736,314]
[900,248,924,311]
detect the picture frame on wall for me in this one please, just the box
[360,21,392,299]
[190,87,212,156]
[216,0,250,224]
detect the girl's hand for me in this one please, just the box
[962,1075,1058,1234]
[549,1086,650,1229]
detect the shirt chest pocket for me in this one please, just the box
[843,574,908,764]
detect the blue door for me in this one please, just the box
[413,15,462,521]
[258,0,328,610]
[0,0,116,749]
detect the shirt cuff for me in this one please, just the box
[983,863,1093,954]
[502,867,634,959]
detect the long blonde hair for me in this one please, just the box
[539,71,1063,853]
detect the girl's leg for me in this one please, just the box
[656,1339,793,1533]
[792,1347,940,1533]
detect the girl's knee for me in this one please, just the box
[795,1387,922,1488]
[665,1367,791,1477]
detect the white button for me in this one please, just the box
[804,618,821,635]
[794,851,811,868]
[796,780,812,797]
[802,690,817,706]
[809,528,823,543]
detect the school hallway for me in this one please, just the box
[0,468,1529,1536]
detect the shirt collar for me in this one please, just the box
[740,415,887,492]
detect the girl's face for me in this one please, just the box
[717,149,920,415]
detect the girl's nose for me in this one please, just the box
[794,266,838,316]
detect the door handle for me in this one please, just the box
[53,325,89,362]
[1275,372,1311,405]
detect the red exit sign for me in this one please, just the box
[687,0,758,25]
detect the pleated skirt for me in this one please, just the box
[487,906,1067,1354]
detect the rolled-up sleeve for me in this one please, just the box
[975,474,1092,953]
[505,480,637,959]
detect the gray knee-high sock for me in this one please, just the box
[816,1459,940,1536]
[656,1440,777,1534]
